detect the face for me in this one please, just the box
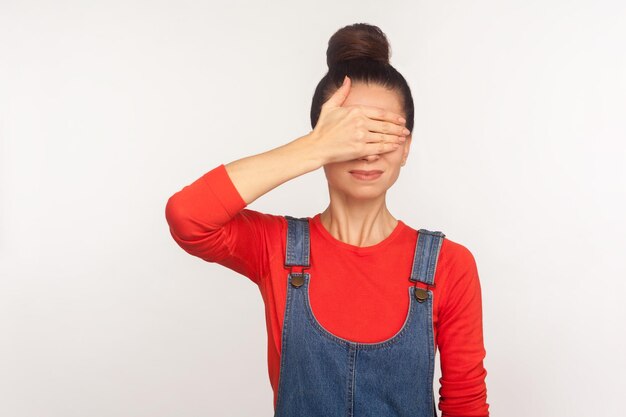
[322,82,412,201]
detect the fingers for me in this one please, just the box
[363,140,402,155]
[358,105,407,126]
[363,130,406,147]
[363,118,411,139]
[348,104,409,146]
[323,75,351,108]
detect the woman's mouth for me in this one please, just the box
[349,170,383,181]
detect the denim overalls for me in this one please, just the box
[274,215,446,417]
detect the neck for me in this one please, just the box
[319,194,398,247]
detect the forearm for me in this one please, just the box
[224,133,323,205]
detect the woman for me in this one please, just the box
[166,23,489,417]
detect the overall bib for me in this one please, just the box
[274,215,446,417]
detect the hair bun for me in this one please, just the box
[326,23,391,68]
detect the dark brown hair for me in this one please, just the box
[310,23,414,133]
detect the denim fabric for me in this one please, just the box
[275,215,445,417]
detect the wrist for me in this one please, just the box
[296,132,327,169]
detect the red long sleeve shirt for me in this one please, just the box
[165,164,489,417]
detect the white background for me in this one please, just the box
[1,1,625,416]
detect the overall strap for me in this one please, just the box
[284,215,310,268]
[408,229,446,286]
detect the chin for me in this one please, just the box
[344,186,388,200]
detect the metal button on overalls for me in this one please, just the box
[276,215,445,417]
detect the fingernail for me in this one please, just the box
[399,117,406,123]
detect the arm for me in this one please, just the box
[224,135,323,205]
[437,243,490,417]
[164,134,321,285]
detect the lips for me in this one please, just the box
[349,170,384,180]
[349,170,383,175]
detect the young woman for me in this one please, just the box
[166,23,489,417]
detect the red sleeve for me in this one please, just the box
[164,164,273,285]
[437,242,490,417]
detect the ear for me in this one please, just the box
[401,136,412,165]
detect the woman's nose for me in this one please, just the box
[360,154,380,162]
